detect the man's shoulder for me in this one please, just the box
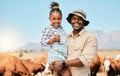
[85,30,97,38]
[67,32,73,38]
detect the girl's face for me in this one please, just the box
[49,11,62,28]
[71,15,85,31]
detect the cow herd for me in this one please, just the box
[0,53,45,76]
[90,54,120,76]
[0,52,120,76]
[38,53,120,76]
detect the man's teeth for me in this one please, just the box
[74,24,79,26]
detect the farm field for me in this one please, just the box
[2,50,120,76]
[6,49,120,58]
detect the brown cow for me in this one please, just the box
[21,59,45,75]
[34,52,48,66]
[104,58,120,76]
[33,52,53,75]
[99,55,106,72]
[0,53,29,76]
[90,54,100,76]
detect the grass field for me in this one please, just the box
[6,49,120,58]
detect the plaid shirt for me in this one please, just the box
[41,25,56,47]
[41,25,68,62]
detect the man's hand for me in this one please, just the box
[49,61,55,71]
[49,60,62,72]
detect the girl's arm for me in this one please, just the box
[48,34,60,44]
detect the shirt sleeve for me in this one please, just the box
[79,35,98,67]
[40,27,54,46]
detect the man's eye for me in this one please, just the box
[72,18,76,20]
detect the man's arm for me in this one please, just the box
[50,58,84,72]
[66,58,84,67]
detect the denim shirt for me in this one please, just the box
[41,25,68,62]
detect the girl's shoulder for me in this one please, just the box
[43,25,57,34]
[43,25,54,31]
[45,25,52,29]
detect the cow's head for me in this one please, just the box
[115,54,120,60]
[104,59,111,71]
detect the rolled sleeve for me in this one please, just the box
[79,36,98,67]
[41,38,49,46]
[79,55,89,67]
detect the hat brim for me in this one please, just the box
[66,13,89,26]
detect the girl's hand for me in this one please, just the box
[54,34,60,42]
[48,37,55,45]
[48,34,60,45]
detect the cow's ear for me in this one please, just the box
[111,64,116,71]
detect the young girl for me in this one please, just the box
[41,1,71,76]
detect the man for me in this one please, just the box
[50,9,98,76]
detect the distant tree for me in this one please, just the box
[19,51,23,57]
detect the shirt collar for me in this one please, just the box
[49,25,62,29]
[68,28,86,38]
